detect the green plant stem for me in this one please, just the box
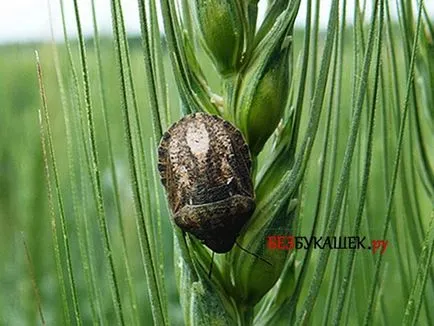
[362,1,424,325]
[72,0,125,324]
[109,0,168,323]
[36,52,80,325]
[296,0,379,323]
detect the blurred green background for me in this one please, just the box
[0,25,432,325]
[0,40,182,324]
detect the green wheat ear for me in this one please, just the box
[28,0,433,325]
[165,1,303,322]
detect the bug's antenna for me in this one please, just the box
[235,241,272,266]
[208,252,215,278]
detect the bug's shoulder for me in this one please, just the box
[207,114,252,172]
[157,114,193,185]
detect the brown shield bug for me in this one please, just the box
[157,112,255,253]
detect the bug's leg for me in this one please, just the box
[235,241,272,266]
[208,251,215,279]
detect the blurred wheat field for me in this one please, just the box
[0,1,433,325]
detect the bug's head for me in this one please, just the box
[174,195,256,253]
[204,234,237,253]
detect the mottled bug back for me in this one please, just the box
[158,113,255,253]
